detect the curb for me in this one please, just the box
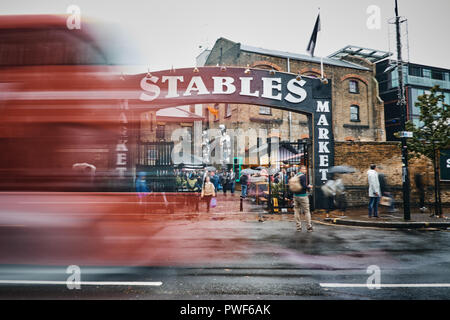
[323,218,450,229]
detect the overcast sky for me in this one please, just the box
[1,0,449,71]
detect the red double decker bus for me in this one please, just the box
[0,15,210,266]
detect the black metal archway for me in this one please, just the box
[122,66,333,209]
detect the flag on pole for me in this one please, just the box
[306,12,321,57]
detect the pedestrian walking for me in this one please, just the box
[378,168,397,213]
[240,173,249,198]
[201,176,216,213]
[210,171,220,192]
[414,173,427,213]
[367,164,381,218]
[281,168,288,185]
[289,165,313,232]
[219,170,226,194]
[322,173,337,214]
[136,172,151,217]
[228,168,235,195]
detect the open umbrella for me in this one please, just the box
[240,168,260,175]
[328,165,355,174]
[72,162,96,172]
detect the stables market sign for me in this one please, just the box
[129,66,333,208]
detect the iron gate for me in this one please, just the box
[136,141,176,192]
[268,139,312,213]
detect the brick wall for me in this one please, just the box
[335,141,450,207]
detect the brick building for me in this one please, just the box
[193,39,449,208]
[198,38,387,143]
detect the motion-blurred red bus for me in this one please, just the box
[0,15,215,266]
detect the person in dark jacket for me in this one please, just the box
[240,173,249,198]
[414,173,427,213]
[210,171,220,192]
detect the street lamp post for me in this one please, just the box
[394,0,411,220]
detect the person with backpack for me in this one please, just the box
[289,165,313,232]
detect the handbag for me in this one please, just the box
[380,196,392,207]
[210,197,217,208]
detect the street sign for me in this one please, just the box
[394,131,413,138]
[440,149,450,181]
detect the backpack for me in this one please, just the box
[288,174,304,193]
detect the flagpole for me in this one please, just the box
[317,7,324,79]
[321,56,324,79]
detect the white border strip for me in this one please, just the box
[320,283,450,288]
[0,280,162,286]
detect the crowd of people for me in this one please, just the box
[173,169,237,195]
[136,163,429,227]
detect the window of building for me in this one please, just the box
[225,104,232,118]
[410,88,425,116]
[259,106,271,115]
[444,92,450,105]
[391,69,399,88]
[409,65,422,77]
[423,69,431,78]
[349,80,359,93]
[304,72,320,78]
[156,125,165,140]
[431,70,445,81]
[350,105,360,122]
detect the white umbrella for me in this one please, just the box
[72,163,96,171]
[240,168,260,175]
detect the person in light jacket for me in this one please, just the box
[201,176,216,212]
[367,164,381,218]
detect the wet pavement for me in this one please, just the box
[1,201,450,299]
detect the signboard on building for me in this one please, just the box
[440,149,450,181]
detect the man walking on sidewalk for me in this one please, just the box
[367,164,381,218]
[292,166,313,232]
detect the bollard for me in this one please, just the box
[240,197,243,212]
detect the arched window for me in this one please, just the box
[303,72,320,79]
[349,80,359,93]
[350,105,360,122]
